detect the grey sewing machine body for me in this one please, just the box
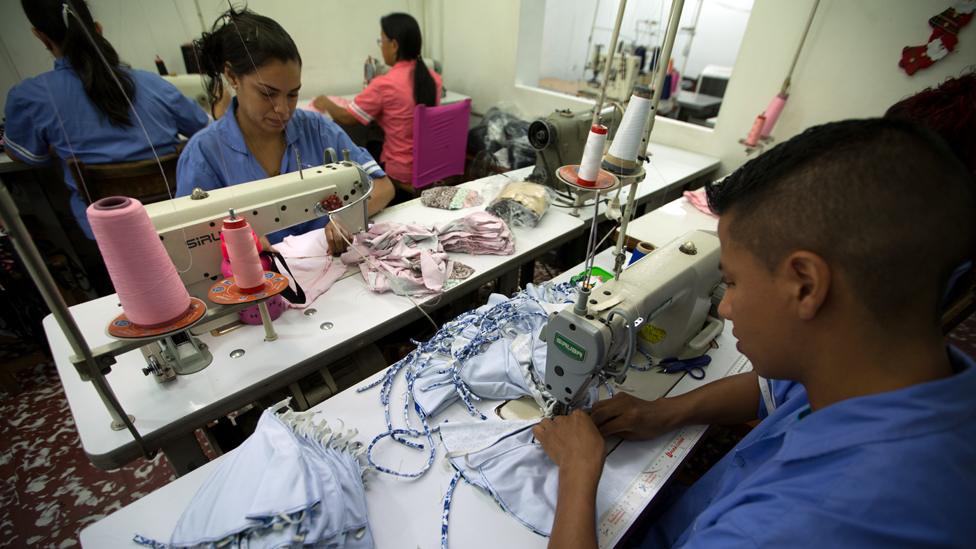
[543,230,724,412]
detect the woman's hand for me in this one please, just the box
[325,222,350,255]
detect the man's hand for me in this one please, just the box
[535,410,604,549]
[591,393,682,440]
[325,222,350,255]
[258,235,275,253]
[533,410,605,477]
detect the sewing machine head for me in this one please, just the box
[144,160,372,300]
[527,107,622,192]
[543,230,724,412]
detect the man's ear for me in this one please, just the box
[781,251,831,320]
[94,22,103,35]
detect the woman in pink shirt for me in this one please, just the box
[314,13,442,202]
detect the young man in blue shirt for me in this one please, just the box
[533,118,976,548]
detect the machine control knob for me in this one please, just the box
[679,241,698,255]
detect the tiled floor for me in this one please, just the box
[0,362,175,548]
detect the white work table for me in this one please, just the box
[43,143,717,474]
[81,247,750,549]
[626,194,719,248]
[44,169,583,473]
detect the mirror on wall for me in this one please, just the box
[530,0,753,128]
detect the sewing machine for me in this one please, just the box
[145,158,372,300]
[543,230,724,411]
[527,107,622,192]
[579,50,644,103]
[62,158,373,387]
[161,74,210,112]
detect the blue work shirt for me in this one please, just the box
[176,99,385,244]
[645,347,976,548]
[3,58,209,239]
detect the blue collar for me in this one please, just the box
[779,346,976,461]
[54,57,70,70]
[218,97,300,155]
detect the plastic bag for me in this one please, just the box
[486,181,551,228]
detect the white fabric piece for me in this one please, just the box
[142,407,372,549]
[439,418,655,537]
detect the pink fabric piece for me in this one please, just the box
[273,230,350,308]
[438,211,515,255]
[340,222,450,295]
[339,212,513,295]
[683,189,719,219]
[299,96,349,115]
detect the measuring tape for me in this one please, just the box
[597,354,752,547]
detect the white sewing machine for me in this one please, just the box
[161,74,210,112]
[69,159,375,385]
[579,50,644,103]
[543,230,724,411]
[145,159,372,300]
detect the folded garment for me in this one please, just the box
[438,211,515,255]
[421,187,483,210]
[134,404,372,549]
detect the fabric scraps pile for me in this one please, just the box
[420,187,483,210]
[437,212,515,255]
[340,212,514,296]
[134,403,372,549]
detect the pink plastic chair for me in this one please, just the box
[411,98,472,189]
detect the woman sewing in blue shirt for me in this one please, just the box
[4,0,209,241]
[176,8,395,252]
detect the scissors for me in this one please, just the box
[658,354,712,380]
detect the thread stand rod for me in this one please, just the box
[259,301,278,341]
[0,185,152,455]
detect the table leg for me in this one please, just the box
[497,268,519,297]
[161,434,210,476]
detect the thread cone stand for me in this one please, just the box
[556,164,620,192]
[208,271,291,341]
[107,298,207,339]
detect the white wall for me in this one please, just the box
[0,0,425,112]
[536,0,752,83]
[438,0,976,173]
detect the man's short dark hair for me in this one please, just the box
[707,118,976,323]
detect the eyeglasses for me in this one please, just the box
[376,38,383,46]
